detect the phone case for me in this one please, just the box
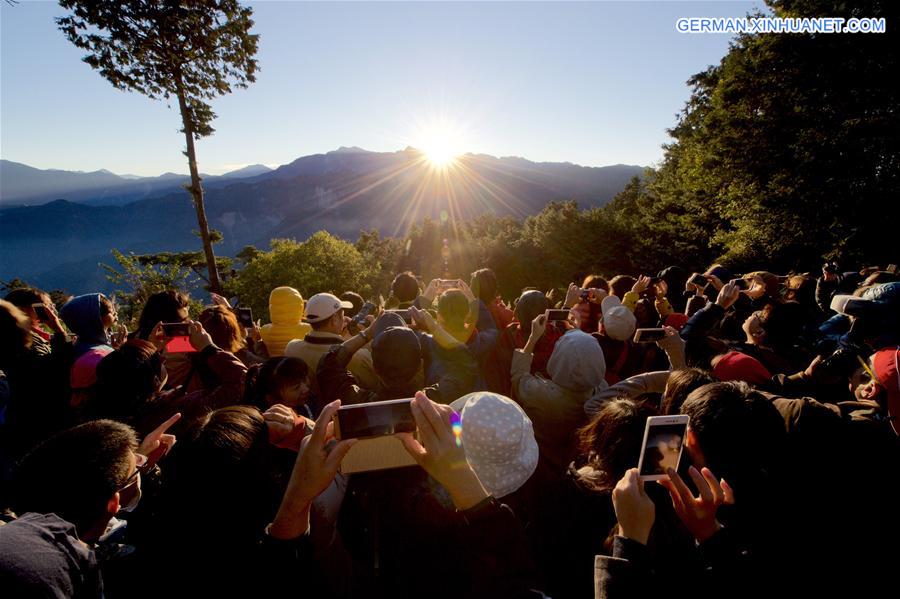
[165,336,197,353]
[339,436,418,474]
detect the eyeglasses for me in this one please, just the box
[118,453,148,492]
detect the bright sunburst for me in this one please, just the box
[416,118,466,169]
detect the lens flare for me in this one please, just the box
[451,412,463,447]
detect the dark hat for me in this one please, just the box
[372,326,421,383]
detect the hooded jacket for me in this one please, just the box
[260,287,312,357]
[511,329,607,480]
[60,294,113,405]
[60,294,110,358]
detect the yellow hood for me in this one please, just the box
[260,286,312,357]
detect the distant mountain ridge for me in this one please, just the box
[0,148,643,293]
[0,160,272,207]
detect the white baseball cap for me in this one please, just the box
[302,293,353,323]
[601,295,637,341]
[450,391,539,498]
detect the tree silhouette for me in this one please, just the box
[57,0,259,293]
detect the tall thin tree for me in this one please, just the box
[57,0,259,293]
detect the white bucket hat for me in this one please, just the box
[450,391,539,498]
[601,295,637,341]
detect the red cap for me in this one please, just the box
[873,347,900,435]
[713,351,772,386]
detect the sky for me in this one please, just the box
[0,1,765,176]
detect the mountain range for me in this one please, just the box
[0,147,643,294]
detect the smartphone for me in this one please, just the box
[236,307,254,327]
[688,273,708,287]
[637,415,690,481]
[438,279,458,291]
[353,301,376,326]
[162,322,195,353]
[546,309,571,321]
[580,288,590,301]
[385,308,413,324]
[334,398,416,439]
[31,303,50,322]
[731,278,750,291]
[633,328,667,343]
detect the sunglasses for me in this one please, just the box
[117,453,149,492]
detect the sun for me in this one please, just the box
[415,119,466,169]
[424,139,458,167]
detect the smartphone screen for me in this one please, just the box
[237,308,253,327]
[32,303,50,322]
[546,309,571,321]
[637,415,689,480]
[335,399,416,439]
[633,328,667,343]
[354,301,375,324]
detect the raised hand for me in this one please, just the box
[137,412,181,469]
[612,468,656,545]
[659,466,734,543]
[269,400,357,539]
[187,320,213,352]
[715,281,741,309]
[396,392,489,510]
[631,275,653,295]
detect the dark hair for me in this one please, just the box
[4,287,45,310]
[757,300,804,350]
[160,406,277,543]
[137,290,190,339]
[391,272,419,303]
[633,298,659,328]
[662,368,715,414]
[582,274,610,293]
[514,290,549,327]
[90,339,164,425]
[470,268,498,304]
[12,419,137,533]
[679,382,785,482]
[608,275,636,299]
[576,398,658,491]
[199,306,244,353]
[0,299,32,367]
[437,289,469,329]
[340,292,364,318]
[244,356,309,409]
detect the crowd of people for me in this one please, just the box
[0,261,898,598]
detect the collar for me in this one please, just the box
[303,331,344,344]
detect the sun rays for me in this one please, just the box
[275,115,543,241]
